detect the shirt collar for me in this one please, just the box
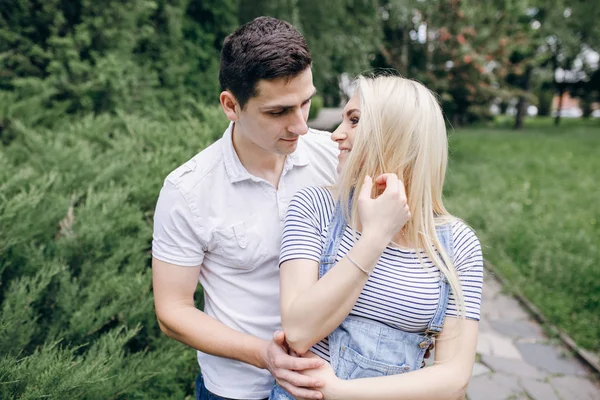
[221,122,310,184]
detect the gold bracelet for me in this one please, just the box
[346,253,370,277]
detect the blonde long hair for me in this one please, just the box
[338,74,465,318]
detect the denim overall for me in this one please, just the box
[270,201,453,399]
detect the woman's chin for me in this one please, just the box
[337,152,348,173]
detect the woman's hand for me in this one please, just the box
[298,352,343,400]
[263,332,326,399]
[357,174,411,244]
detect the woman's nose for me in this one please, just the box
[331,125,347,142]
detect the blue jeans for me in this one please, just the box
[196,373,268,400]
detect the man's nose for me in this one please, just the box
[288,108,309,136]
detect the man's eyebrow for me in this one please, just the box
[260,89,318,110]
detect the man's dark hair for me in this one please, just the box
[219,16,312,109]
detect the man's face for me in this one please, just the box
[232,68,316,156]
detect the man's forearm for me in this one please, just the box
[158,305,268,369]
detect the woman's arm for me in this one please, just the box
[280,176,410,354]
[280,233,388,354]
[306,317,479,400]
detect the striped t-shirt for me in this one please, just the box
[279,186,484,360]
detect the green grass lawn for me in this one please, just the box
[445,117,600,351]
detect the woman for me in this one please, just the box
[272,75,483,400]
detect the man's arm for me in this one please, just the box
[152,257,326,398]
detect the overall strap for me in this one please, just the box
[425,223,454,336]
[318,197,348,278]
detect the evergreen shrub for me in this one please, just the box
[0,95,228,399]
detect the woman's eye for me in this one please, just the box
[350,117,360,125]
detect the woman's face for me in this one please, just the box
[331,93,360,173]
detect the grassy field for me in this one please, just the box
[445,117,600,351]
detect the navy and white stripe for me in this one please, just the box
[280,186,484,361]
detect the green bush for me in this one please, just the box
[308,94,324,121]
[1,0,238,116]
[0,95,229,398]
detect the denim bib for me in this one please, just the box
[270,201,454,399]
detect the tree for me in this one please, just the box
[239,0,382,106]
[1,0,239,115]
[374,0,532,125]
[533,1,600,125]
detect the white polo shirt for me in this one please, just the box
[152,122,338,399]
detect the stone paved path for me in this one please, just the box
[467,272,600,400]
[309,109,600,399]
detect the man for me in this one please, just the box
[152,17,338,400]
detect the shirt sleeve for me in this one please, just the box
[445,221,484,320]
[279,187,329,266]
[152,179,205,267]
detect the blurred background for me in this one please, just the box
[0,1,598,398]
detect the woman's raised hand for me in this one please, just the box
[357,174,411,244]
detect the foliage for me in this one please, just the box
[2,2,600,395]
[519,0,600,126]
[308,94,324,120]
[0,93,228,398]
[0,0,238,115]
[2,1,598,122]
[373,0,531,125]
[238,0,381,106]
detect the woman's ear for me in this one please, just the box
[220,91,239,122]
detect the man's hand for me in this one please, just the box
[262,331,325,399]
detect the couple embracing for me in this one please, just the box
[152,16,483,400]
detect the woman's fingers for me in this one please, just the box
[358,172,410,242]
[358,175,374,200]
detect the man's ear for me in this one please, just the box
[220,91,239,122]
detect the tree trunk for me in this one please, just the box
[400,24,409,76]
[514,65,533,130]
[552,53,563,127]
[555,85,564,126]
[581,92,593,118]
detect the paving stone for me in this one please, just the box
[477,332,522,359]
[477,317,494,333]
[520,378,561,400]
[516,343,588,376]
[467,373,524,400]
[476,335,493,356]
[496,296,531,321]
[480,298,502,320]
[481,294,530,321]
[489,319,546,340]
[471,362,491,377]
[550,375,600,400]
[481,355,545,379]
[482,274,503,299]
